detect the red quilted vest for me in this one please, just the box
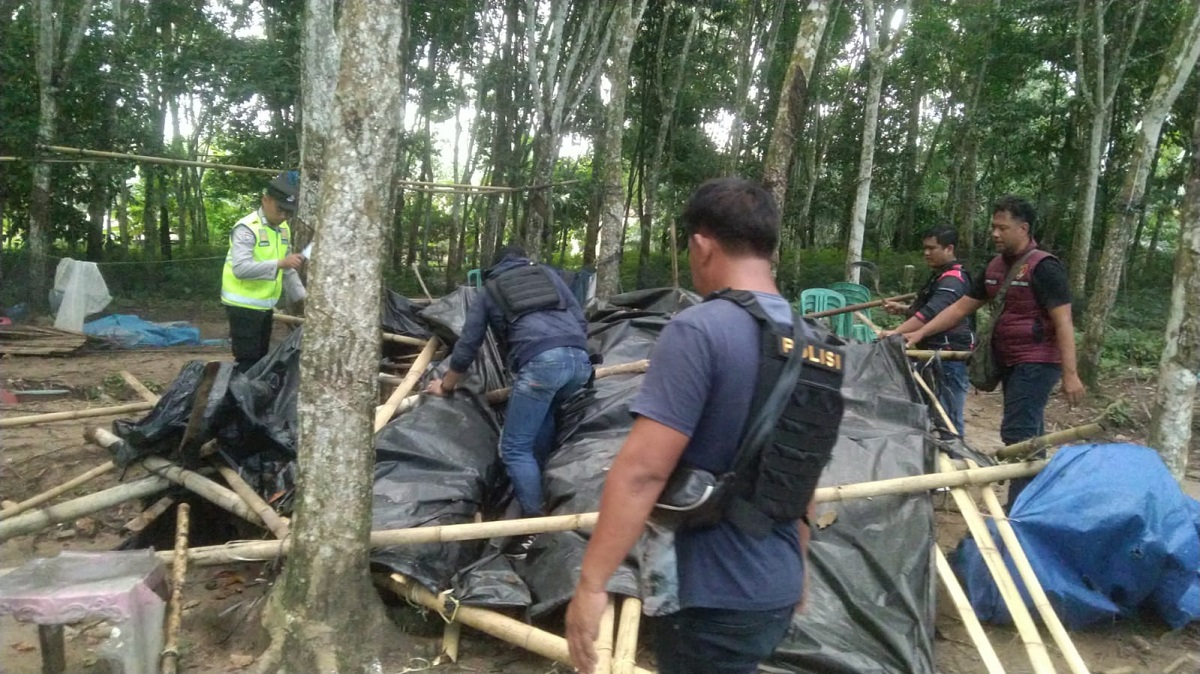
[983,241,1061,366]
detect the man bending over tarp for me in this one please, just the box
[425,244,592,558]
[565,178,847,674]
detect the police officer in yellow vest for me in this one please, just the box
[221,171,307,372]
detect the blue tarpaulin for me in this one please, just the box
[953,443,1200,629]
[84,314,221,348]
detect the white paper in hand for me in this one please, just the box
[302,242,314,259]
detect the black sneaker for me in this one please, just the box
[504,534,538,560]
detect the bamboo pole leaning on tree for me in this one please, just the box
[937,455,1057,674]
[934,544,1006,674]
[0,401,155,429]
[378,574,654,674]
[971,461,1091,674]
[160,503,190,674]
[271,313,428,347]
[613,596,643,674]
[159,458,1050,566]
[375,336,441,430]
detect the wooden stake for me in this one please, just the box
[378,574,653,674]
[212,462,290,539]
[613,596,643,674]
[938,455,1057,674]
[0,461,116,521]
[934,544,1006,674]
[38,624,66,674]
[119,371,160,404]
[271,313,429,347]
[374,337,441,430]
[996,421,1106,460]
[0,401,154,429]
[595,596,616,674]
[158,459,1048,566]
[161,502,190,674]
[972,461,1091,674]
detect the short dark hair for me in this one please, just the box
[681,178,779,258]
[992,195,1037,234]
[921,226,958,248]
[492,244,526,267]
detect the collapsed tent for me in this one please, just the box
[953,442,1200,630]
[110,286,941,673]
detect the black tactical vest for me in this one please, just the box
[484,263,566,322]
[710,289,847,538]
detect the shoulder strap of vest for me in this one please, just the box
[993,248,1039,309]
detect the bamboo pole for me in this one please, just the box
[270,313,429,347]
[160,503,190,674]
[159,459,1048,566]
[938,455,1057,674]
[0,401,154,428]
[212,463,290,539]
[441,622,461,664]
[378,574,653,674]
[0,462,116,520]
[934,544,1006,674]
[972,461,1091,674]
[119,371,160,404]
[595,596,616,674]
[911,369,960,434]
[124,495,177,533]
[37,145,575,193]
[85,428,264,528]
[0,475,171,541]
[996,421,1106,460]
[804,293,917,319]
[613,596,643,674]
[905,349,972,361]
[374,337,441,430]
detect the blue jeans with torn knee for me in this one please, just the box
[501,346,592,516]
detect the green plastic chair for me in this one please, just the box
[798,288,852,338]
[466,268,482,288]
[851,323,878,343]
[829,282,871,307]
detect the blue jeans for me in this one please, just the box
[1001,362,1061,509]
[501,346,592,516]
[654,606,793,674]
[937,360,969,437]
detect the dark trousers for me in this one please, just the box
[653,606,793,674]
[226,305,273,373]
[1001,362,1061,510]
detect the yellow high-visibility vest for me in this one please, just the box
[220,211,290,311]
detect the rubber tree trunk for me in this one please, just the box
[594,0,648,298]
[761,0,830,216]
[1148,86,1200,481]
[296,0,340,255]
[256,1,408,672]
[845,58,885,283]
[1079,4,1200,385]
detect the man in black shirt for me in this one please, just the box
[903,196,1084,509]
[882,226,974,434]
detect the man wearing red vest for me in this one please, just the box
[904,195,1084,508]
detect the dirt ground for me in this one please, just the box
[2,301,1199,674]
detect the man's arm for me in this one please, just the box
[229,226,282,280]
[1048,304,1085,405]
[426,294,491,396]
[903,296,983,347]
[566,417,689,674]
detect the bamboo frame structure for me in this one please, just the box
[377,574,653,674]
[595,597,616,674]
[0,474,172,540]
[971,460,1091,674]
[934,544,1006,674]
[119,371,161,404]
[212,463,290,539]
[0,401,155,428]
[906,349,972,361]
[124,495,177,533]
[0,461,116,521]
[156,459,1048,565]
[270,313,428,346]
[160,503,190,674]
[613,596,643,674]
[938,455,1057,674]
[996,420,1106,460]
[374,337,441,430]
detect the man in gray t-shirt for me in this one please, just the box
[566,178,813,674]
